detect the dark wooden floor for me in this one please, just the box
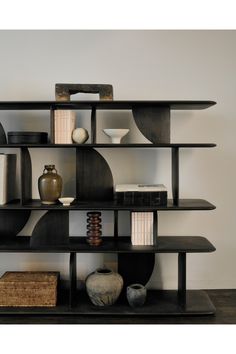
[0,289,235,324]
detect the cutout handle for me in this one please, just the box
[55,83,113,101]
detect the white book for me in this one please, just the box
[134,212,138,245]
[141,212,145,245]
[144,212,148,246]
[146,212,149,246]
[150,212,154,245]
[138,212,143,245]
[131,212,134,245]
[140,212,143,245]
[145,212,150,246]
[131,212,137,246]
[0,154,16,205]
[147,212,151,245]
[0,154,7,204]
[134,212,140,246]
[132,212,154,246]
[137,212,141,245]
[131,212,154,246]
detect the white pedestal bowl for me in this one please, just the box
[103,129,129,144]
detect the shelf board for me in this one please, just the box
[0,143,216,148]
[0,236,216,253]
[0,290,215,316]
[0,100,216,110]
[0,199,216,210]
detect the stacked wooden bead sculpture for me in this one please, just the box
[86,212,102,246]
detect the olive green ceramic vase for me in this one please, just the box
[38,165,62,205]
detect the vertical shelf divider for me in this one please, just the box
[172,147,179,206]
[114,210,118,239]
[20,147,32,205]
[91,107,96,144]
[50,107,55,143]
[153,211,158,245]
[178,252,186,308]
[69,252,77,309]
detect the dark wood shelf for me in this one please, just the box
[0,290,215,316]
[0,100,216,110]
[0,97,217,320]
[0,199,216,210]
[0,236,216,253]
[0,143,216,148]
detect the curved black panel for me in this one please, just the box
[76,148,114,201]
[118,253,155,288]
[132,106,170,143]
[0,122,7,144]
[30,210,69,247]
[0,210,31,238]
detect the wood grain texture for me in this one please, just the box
[69,252,77,308]
[178,253,186,307]
[0,290,215,316]
[91,107,96,144]
[0,100,216,110]
[172,147,179,205]
[2,289,236,324]
[30,210,69,247]
[0,199,216,210]
[0,210,31,238]
[76,148,114,201]
[0,143,217,148]
[86,212,102,246]
[132,106,170,143]
[0,236,216,253]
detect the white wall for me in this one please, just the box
[0,30,235,289]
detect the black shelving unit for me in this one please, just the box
[0,199,216,210]
[0,100,216,319]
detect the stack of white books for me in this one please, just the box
[54,110,76,144]
[131,212,154,245]
[0,154,16,205]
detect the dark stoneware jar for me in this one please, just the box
[38,165,62,205]
[127,283,147,307]
[86,268,123,306]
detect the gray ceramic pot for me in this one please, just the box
[127,283,147,307]
[86,268,123,306]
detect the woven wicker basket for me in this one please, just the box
[0,272,59,307]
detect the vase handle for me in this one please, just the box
[43,168,57,174]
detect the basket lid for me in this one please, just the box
[0,271,59,283]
